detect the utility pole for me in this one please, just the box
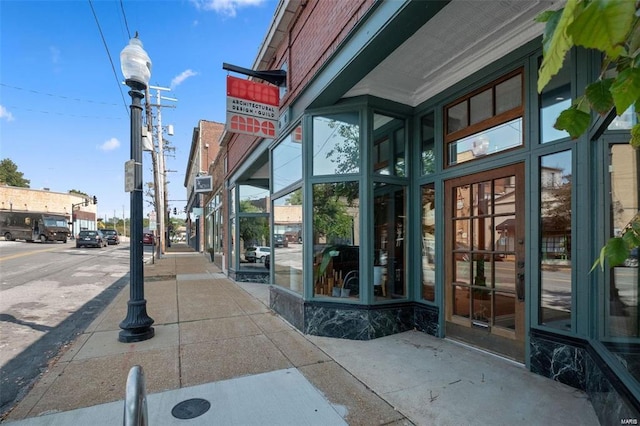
[148,85,176,257]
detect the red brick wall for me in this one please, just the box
[199,120,224,170]
[283,0,372,106]
[227,133,258,175]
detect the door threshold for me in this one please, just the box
[444,337,525,367]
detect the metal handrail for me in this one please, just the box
[123,365,148,426]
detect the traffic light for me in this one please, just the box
[84,199,89,207]
[173,208,177,215]
[93,196,98,204]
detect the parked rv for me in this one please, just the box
[0,211,70,243]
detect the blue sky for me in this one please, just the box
[1,0,276,220]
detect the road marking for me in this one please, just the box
[0,246,62,261]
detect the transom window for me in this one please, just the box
[445,69,524,166]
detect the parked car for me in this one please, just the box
[245,246,271,263]
[102,229,120,245]
[274,234,288,247]
[143,233,155,245]
[624,247,638,268]
[76,230,107,248]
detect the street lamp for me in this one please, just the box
[119,33,154,343]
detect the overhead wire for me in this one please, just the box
[0,83,119,106]
[119,0,131,39]
[87,0,130,118]
[2,104,123,120]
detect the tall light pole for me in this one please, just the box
[119,33,154,343]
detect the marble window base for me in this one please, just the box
[269,285,439,340]
[531,329,640,423]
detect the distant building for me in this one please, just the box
[183,120,224,252]
[0,185,97,236]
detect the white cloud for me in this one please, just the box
[99,137,120,151]
[50,46,61,64]
[0,105,14,122]
[171,69,198,89]
[190,0,265,17]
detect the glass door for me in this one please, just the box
[445,163,525,362]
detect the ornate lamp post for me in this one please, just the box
[119,34,154,342]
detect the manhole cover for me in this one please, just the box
[171,398,211,419]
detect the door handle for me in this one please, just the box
[516,273,525,302]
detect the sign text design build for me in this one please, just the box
[226,75,279,139]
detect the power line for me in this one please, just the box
[3,104,123,120]
[119,0,131,39]
[0,83,120,106]
[87,0,129,118]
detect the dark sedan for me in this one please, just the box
[76,230,107,248]
[102,229,120,245]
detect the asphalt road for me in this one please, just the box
[0,239,152,417]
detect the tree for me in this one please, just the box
[537,0,639,269]
[325,120,360,174]
[0,158,30,187]
[312,183,355,244]
[238,200,268,247]
[68,189,88,196]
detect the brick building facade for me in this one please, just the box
[0,185,97,236]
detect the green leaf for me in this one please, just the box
[629,20,640,58]
[622,227,640,248]
[535,10,556,24]
[591,245,607,272]
[606,237,630,267]
[540,9,563,56]
[554,106,591,139]
[611,68,640,114]
[585,79,614,115]
[538,0,579,93]
[631,123,640,148]
[568,0,635,59]
[575,95,591,114]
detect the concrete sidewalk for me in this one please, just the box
[2,244,599,425]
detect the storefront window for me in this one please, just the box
[230,188,236,216]
[273,127,302,193]
[540,53,571,143]
[421,112,435,175]
[445,69,523,166]
[448,118,523,166]
[539,150,572,329]
[230,217,236,270]
[312,182,360,298]
[372,113,405,176]
[313,112,360,175]
[239,216,269,268]
[273,190,303,294]
[601,143,640,386]
[373,183,406,300]
[211,193,224,267]
[606,144,639,338]
[422,184,436,301]
[239,185,269,213]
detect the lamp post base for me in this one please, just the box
[119,299,155,343]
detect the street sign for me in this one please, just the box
[226,75,279,139]
[149,211,156,229]
[125,160,135,193]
